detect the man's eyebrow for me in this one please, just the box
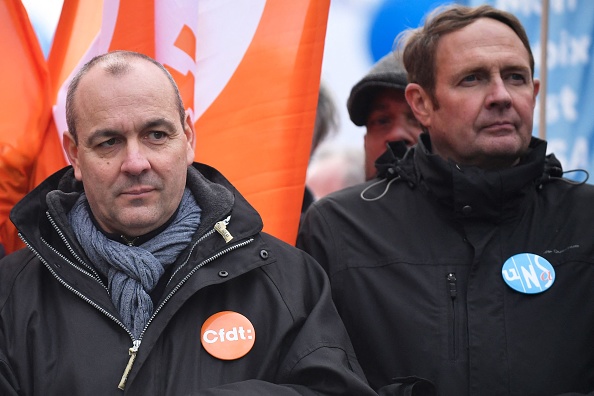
[142,117,177,131]
[84,118,178,146]
[501,64,532,74]
[85,129,120,147]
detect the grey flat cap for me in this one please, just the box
[347,52,407,126]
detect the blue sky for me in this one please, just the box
[22,0,64,57]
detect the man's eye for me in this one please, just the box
[149,131,167,140]
[462,75,477,83]
[368,116,391,127]
[98,138,118,147]
[509,73,526,82]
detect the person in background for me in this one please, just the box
[0,50,376,396]
[298,4,594,395]
[305,146,364,199]
[301,82,341,210]
[347,52,423,180]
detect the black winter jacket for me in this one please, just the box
[0,163,375,396]
[297,135,594,396]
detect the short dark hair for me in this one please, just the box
[66,50,186,144]
[399,4,534,109]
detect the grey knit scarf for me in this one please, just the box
[68,189,201,339]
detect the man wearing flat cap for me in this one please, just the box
[347,52,422,180]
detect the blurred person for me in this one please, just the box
[312,83,339,155]
[0,50,376,396]
[306,146,364,199]
[302,83,340,214]
[347,52,422,180]
[298,4,594,395]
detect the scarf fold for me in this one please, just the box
[69,189,201,339]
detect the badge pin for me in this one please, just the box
[201,311,255,360]
[502,253,555,294]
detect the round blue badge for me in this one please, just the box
[501,253,555,294]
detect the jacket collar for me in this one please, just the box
[11,163,263,257]
[376,133,561,221]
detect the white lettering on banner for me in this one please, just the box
[202,326,254,344]
[551,0,578,13]
[547,137,590,171]
[559,86,579,121]
[534,32,591,70]
[494,0,577,16]
[534,85,578,125]
[567,137,590,170]
[494,0,541,16]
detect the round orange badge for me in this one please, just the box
[201,311,256,360]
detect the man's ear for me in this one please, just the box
[183,112,196,165]
[405,83,433,129]
[63,131,83,181]
[532,78,541,103]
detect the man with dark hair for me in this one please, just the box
[347,52,422,180]
[298,4,594,395]
[0,50,376,396]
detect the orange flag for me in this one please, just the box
[194,1,329,245]
[29,0,103,190]
[0,0,51,253]
[20,0,328,254]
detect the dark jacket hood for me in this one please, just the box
[376,133,563,188]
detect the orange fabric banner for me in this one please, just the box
[194,1,329,245]
[0,0,51,253]
[2,0,328,254]
[30,0,102,189]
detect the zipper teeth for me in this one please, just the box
[167,228,216,283]
[45,211,105,283]
[23,213,252,347]
[23,216,254,346]
[39,236,109,291]
[142,238,254,335]
[20,237,135,341]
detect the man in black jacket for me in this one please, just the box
[298,4,594,396]
[0,50,375,396]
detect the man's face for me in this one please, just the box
[64,60,195,237]
[406,18,540,169]
[364,88,422,179]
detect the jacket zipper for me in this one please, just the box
[22,214,254,390]
[44,211,107,288]
[446,272,458,360]
[118,340,141,389]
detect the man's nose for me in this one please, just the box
[120,141,150,175]
[486,77,512,109]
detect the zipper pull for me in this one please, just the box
[447,273,457,300]
[214,216,233,243]
[118,340,141,390]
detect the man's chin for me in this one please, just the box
[116,213,160,236]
